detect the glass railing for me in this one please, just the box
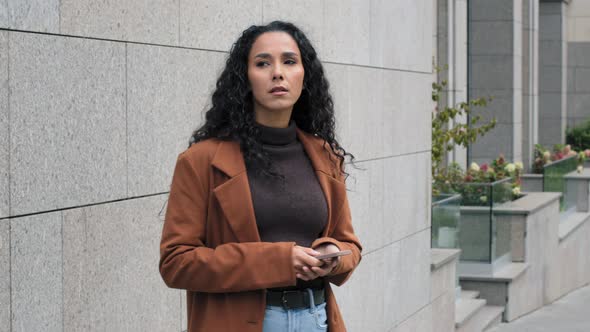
[456,178,513,263]
[543,155,578,212]
[431,194,461,249]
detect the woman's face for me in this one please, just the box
[247,32,305,122]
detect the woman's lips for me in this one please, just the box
[270,91,288,96]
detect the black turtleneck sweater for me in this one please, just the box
[246,121,328,290]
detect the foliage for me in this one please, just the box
[433,156,523,206]
[532,144,583,174]
[566,119,590,151]
[432,65,497,193]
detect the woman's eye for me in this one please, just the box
[285,59,296,65]
[255,62,269,67]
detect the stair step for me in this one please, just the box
[456,305,505,332]
[455,298,486,328]
[460,290,480,300]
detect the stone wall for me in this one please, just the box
[0,1,435,331]
[567,0,590,129]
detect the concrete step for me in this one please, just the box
[460,290,480,300]
[455,298,486,329]
[456,305,505,332]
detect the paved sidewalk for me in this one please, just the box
[489,285,590,332]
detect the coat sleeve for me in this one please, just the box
[159,153,297,293]
[311,174,362,286]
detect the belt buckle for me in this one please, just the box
[281,290,298,310]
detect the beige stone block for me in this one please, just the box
[180,0,262,51]
[431,291,455,332]
[127,44,225,196]
[322,0,370,65]
[62,195,179,331]
[261,0,323,57]
[60,0,179,45]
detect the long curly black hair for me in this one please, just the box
[190,20,354,180]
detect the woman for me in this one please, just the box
[159,21,362,332]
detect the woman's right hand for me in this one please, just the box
[292,245,323,281]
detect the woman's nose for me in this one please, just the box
[272,65,284,80]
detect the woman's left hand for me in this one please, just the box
[303,243,340,278]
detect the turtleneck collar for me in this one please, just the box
[256,120,297,146]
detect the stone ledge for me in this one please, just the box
[493,192,562,216]
[431,248,461,271]
[558,211,590,241]
[564,167,590,180]
[460,263,529,283]
[455,298,486,328]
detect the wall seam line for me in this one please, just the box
[0,192,168,221]
[348,149,431,165]
[0,29,434,74]
[125,43,129,198]
[362,225,430,256]
[6,29,11,332]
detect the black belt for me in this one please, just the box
[266,289,325,309]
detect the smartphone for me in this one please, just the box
[315,250,352,260]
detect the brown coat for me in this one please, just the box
[159,127,362,332]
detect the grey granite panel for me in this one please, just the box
[9,32,126,215]
[323,0,370,66]
[575,68,590,93]
[60,0,179,45]
[0,31,7,218]
[470,123,514,161]
[398,230,431,323]
[569,42,590,67]
[470,21,513,56]
[3,0,59,33]
[538,118,564,146]
[469,0,513,21]
[0,220,9,332]
[569,94,590,119]
[469,89,514,123]
[261,0,323,56]
[540,40,563,66]
[539,65,563,93]
[370,0,432,72]
[568,67,576,92]
[539,14,562,41]
[539,2,562,15]
[334,247,390,331]
[180,0,262,51]
[539,92,562,118]
[63,195,179,331]
[11,212,62,332]
[469,55,513,90]
[127,44,225,196]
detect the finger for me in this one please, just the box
[311,266,329,277]
[302,247,321,257]
[296,273,309,281]
[302,266,319,279]
[300,255,323,267]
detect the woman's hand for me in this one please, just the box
[308,243,340,278]
[292,245,323,281]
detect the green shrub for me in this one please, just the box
[566,119,590,151]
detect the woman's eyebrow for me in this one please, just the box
[254,52,300,59]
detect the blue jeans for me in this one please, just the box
[263,288,328,332]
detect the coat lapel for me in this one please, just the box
[296,128,347,237]
[210,128,348,243]
[211,140,261,243]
